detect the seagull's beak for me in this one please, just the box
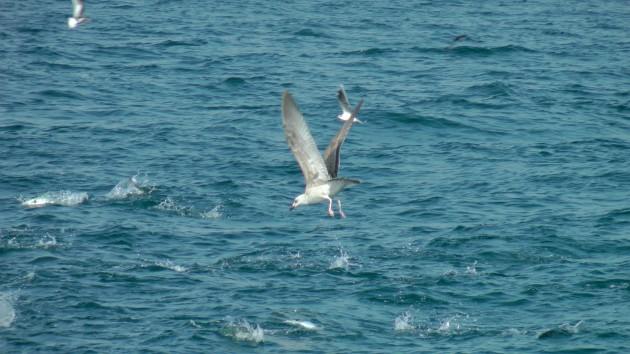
[289,205,295,211]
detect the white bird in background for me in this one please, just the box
[337,85,363,123]
[282,90,363,218]
[68,0,88,29]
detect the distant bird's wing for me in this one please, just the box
[337,85,352,115]
[323,99,363,178]
[282,91,331,187]
[72,0,84,18]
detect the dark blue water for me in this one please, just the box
[2,0,630,352]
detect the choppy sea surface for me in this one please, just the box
[2,0,630,352]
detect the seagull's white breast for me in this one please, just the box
[68,17,78,28]
[304,183,332,204]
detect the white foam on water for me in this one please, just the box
[106,173,153,199]
[223,318,264,343]
[155,197,194,217]
[423,313,473,336]
[155,259,187,273]
[394,311,415,332]
[502,328,528,336]
[466,261,478,275]
[21,191,89,208]
[36,234,58,249]
[284,319,318,331]
[0,293,16,328]
[200,204,223,219]
[438,317,459,332]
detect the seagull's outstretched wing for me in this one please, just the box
[323,99,363,178]
[282,91,330,187]
[72,0,85,18]
[337,85,352,116]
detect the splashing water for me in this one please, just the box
[538,320,584,339]
[106,174,153,199]
[221,318,264,343]
[20,191,88,208]
[466,261,478,275]
[329,248,351,271]
[200,204,223,219]
[394,311,415,332]
[0,293,16,328]
[36,234,58,249]
[154,259,187,273]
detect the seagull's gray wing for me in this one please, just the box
[337,85,352,114]
[72,0,84,18]
[282,91,330,187]
[323,99,363,178]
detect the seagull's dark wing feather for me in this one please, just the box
[323,99,363,177]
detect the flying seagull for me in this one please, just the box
[337,85,363,123]
[282,91,363,218]
[68,0,88,29]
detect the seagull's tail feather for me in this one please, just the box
[332,178,361,187]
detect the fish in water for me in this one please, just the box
[284,319,318,331]
[21,191,89,208]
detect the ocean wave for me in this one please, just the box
[293,28,329,38]
[37,89,86,100]
[386,111,473,129]
[410,44,535,56]
[341,47,397,56]
[449,44,536,56]
[20,191,88,208]
[465,81,516,98]
[223,77,247,85]
[155,39,207,47]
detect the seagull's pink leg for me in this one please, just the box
[326,197,334,217]
[337,200,346,219]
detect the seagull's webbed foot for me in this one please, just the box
[337,200,346,219]
[326,197,334,217]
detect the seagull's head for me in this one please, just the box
[290,194,308,211]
